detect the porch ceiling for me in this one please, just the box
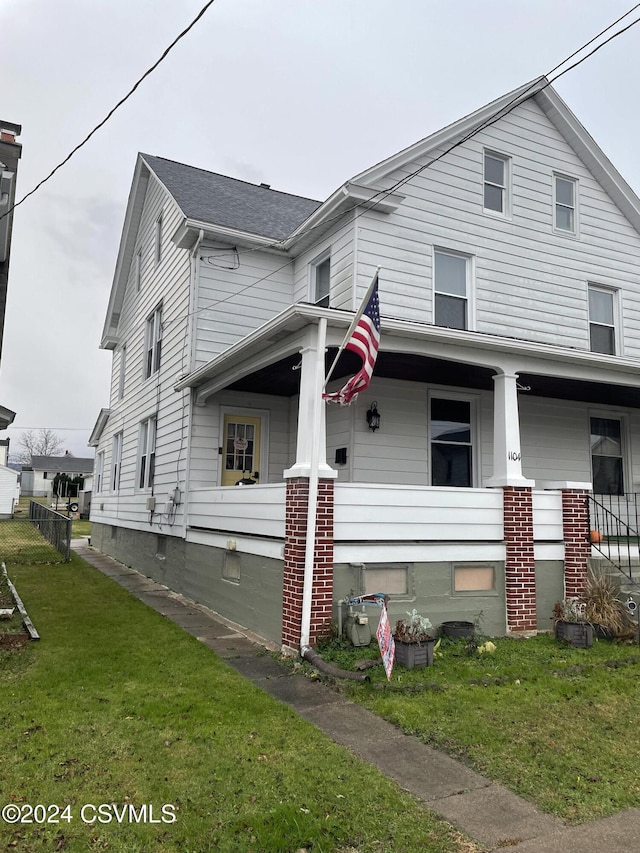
[227,350,640,407]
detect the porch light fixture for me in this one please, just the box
[366,402,381,432]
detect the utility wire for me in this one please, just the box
[0,0,217,223]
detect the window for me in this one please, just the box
[223,551,241,583]
[154,213,163,265]
[112,432,122,491]
[135,249,142,292]
[364,565,409,597]
[454,565,495,593]
[589,286,616,355]
[145,305,162,378]
[483,151,509,215]
[118,345,126,399]
[434,249,469,330]
[95,452,104,493]
[312,254,330,307]
[554,175,577,233]
[138,416,156,489]
[430,396,473,487]
[591,416,624,495]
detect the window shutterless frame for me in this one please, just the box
[310,250,331,307]
[588,285,618,355]
[553,174,578,235]
[433,248,473,331]
[483,150,510,217]
[138,415,157,490]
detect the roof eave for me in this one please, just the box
[88,408,111,447]
[172,219,291,254]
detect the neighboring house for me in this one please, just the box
[21,454,94,498]
[0,121,21,433]
[0,465,19,517]
[90,77,640,650]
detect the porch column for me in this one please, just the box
[486,371,534,488]
[561,486,591,598]
[283,323,336,653]
[504,487,537,632]
[282,477,334,651]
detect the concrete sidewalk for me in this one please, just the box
[72,540,640,851]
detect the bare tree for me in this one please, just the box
[17,429,65,464]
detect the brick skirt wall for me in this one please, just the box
[282,477,334,651]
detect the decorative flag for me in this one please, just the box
[376,599,395,681]
[323,273,381,405]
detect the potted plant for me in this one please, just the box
[583,569,636,640]
[393,609,436,669]
[553,597,594,648]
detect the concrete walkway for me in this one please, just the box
[72,540,640,851]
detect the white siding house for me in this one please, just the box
[90,77,640,650]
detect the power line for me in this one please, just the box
[0,0,217,223]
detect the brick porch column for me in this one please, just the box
[561,488,590,598]
[282,477,334,652]
[504,486,537,632]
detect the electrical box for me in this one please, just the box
[146,496,156,512]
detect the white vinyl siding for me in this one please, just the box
[92,175,191,530]
[351,97,640,353]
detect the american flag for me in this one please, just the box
[324,274,381,405]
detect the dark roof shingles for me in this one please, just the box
[142,154,322,241]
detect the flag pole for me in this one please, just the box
[323,266,380,392]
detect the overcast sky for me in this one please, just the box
[1,0,639,458]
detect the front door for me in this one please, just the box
[221,415,261,486]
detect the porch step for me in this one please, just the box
[588,557,640,594]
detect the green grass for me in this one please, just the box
[0,559,473,853]
[317,634,640,823]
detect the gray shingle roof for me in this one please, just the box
[142,154,322,241]
[30,456,94,474]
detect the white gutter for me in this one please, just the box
[300,316,327,653]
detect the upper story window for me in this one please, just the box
[145,305,162,379]
[118,344,126,400]
[95,452,104,494]
[311,253,330,307]
[434,249,470,331]
[135,249,142,292]
[483,151,510,215]
[154,213,163,265]
[589,285,617,355]
[554,175,577,234]
[112,432,122,491]
[138,415,157,490]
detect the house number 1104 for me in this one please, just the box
[508,450,521,461]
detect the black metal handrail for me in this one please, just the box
[587,493,640,585]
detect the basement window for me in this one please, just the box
[364,564,409,597]
[223,552,241,583]
[453,565,495,593]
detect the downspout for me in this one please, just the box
[181,229,205,536]
[300,317,327,654]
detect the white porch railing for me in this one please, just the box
[334,484,503,541]
[188,484,286,537]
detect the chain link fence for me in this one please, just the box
[0,502,72,564]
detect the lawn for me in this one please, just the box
[0,558,474,853]
[317,632,640,823]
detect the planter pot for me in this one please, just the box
[440,620,475,640]
[555,620,594,649]
[394,638,435,669]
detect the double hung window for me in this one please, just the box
[145,306,162,379]
[588,286,616,355]
[483,151,509,215]
[138,416,157,490]
[430,397,473,487]
[591,416,624,495]
[434,250,470,331]
[554,175,577,233]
